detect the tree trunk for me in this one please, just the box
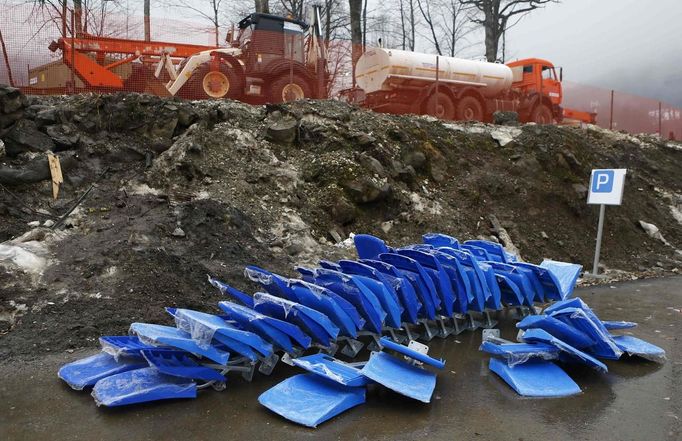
[484,20,499,62]
[349,0,363,85]
[255,0,270,14]
[399,0,406,50]
[408,0,415,51]
[362,0,367,50]
[74,0,83,36]
[0,27,14,87]
[144,0,151,41]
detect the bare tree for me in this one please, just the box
[348,0,362,82]
[278,0,305,19]
[460,0,557,62]
[440,0,475,56]
[160,0,223,46]
[144,0,150,41]
[255,0,269,13]
[0,27,14,86]
[415,0,441,55]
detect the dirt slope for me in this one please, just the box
[1,90,680,360]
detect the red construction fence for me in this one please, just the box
[1,2,680,139]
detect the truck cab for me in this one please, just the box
[507,58,563,122]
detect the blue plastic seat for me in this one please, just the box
[218,301,312,351]
[289,280,360,338]
[253,292,339,347]
[259,373,366,428]
[171,308,274,361]
[353,234,392,260]
[208,276,255,308]
[98,335,157,360]
[353,259,422,324]
[437,248,497,310]
[378,253,440,320]
[299,267,384,333]
[129,323,231,365]
[548,308,623,360]
[516,314,595,349]
[422,233,460,249]
[488,358,581,397]
[291,353,372,387]
[337,260,415,325]
[92,367,197,407]
[464,240,517,263]
[141,349,226,382]
[486,262,536,306]
[538,259,582,300]
[522,328,608,372]
[397,249,456,317]
[360,351,437,403]
[460,244,493,261]
[58,352,148,390]
[479,341,559,366]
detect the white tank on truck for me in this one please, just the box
[355,48,513,98]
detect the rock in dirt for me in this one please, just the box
[0,139,5,158]
[267,117,299,144]
[342,178,392,204]
[46,124,80,149]
[172,227,186,238]
[0,85,28,136]
[492,111,519,126]
[3,119,55,157]
[0,153,76,185]
[638,220,669,245]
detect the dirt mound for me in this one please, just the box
[1,87,680,360]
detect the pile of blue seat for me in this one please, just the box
[57,232,659,427]
[480,297,666,397]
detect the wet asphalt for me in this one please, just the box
[1,276,680,441]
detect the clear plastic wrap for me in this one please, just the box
[244,267,274,285]
[173,309,218,349]
[253,292,295,317]
[540,259,583,299]
[479,341,559,367]
[91,367,196,407]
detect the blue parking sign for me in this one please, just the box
[587,169,627,205]
[591,170,614,193]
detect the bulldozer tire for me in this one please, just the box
[456,96,484,121]
[269,74,312,103]
[179,62,243,100]
[531,103,553,124]
[424,92,455,120]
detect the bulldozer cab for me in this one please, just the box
[237,13,308,75]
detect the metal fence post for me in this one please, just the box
[609,90,614,130]
[70,10,75,94]
[435,55,439,118]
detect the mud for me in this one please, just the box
[0,277,679,441]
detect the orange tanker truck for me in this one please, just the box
[343,48,595,124]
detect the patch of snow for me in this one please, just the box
[335,232,356,249]
[443,122,521,146]
[129,183,163,196]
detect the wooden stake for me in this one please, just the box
[47,153,63,200]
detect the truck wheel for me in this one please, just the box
[180,63,243,100]
[269,75,312,103]
[531,104,553,124]
[457,96,484,121]
[424,92,455,120]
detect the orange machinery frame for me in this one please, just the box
[49,34,216,89]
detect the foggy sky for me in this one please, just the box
[506,0,682,107]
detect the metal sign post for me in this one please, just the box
[586,169,627,276]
